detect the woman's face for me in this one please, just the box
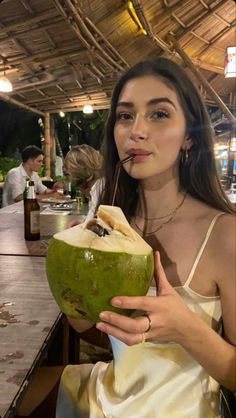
[77,181,92,198]
[114,75,189,181]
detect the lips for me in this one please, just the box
[127,148,152,156]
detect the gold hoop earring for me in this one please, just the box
[185,149,189,162]
[181,149,189,165]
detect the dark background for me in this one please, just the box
[0,101,108,157]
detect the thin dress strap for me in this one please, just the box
[184,212,225,287]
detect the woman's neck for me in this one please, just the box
[137,177,184,219]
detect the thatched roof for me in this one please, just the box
[0,0,235,116]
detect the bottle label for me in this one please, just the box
[28,187,36,199]
[30,211,40,233]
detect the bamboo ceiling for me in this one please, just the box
[0,0,235,116]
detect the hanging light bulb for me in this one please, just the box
[0,76,13,92]
[83,104,94,114]
[59,111,65,117]
[0,62,13,93]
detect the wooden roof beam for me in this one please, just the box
[52,0,127,71]
[0,92,45,116]
[0,18,64,44]
[173,0,226,41]
[167,35,236,122]
[0,9,59,36]
[20,0,34,15]
[1,40,118,74]
[4,45,85,67]
[131,0,170,52]
[40,101,111,113]
[44,30,57,49]
[196,23,236,59]
[130,2,226,75]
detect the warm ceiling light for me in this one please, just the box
[230,137,236,152]
[0,75,13,92]
[59,111,65,117]
[224,46,236,78]
[127,1,147,35]
[83,104,94,114]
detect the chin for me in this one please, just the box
[127,167,158,180]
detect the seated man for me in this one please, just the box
[2,145,62,207]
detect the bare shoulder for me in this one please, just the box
[186,197,235,280]
[211,212,236,255]
[186,196,235,251]
[209,212,236,293]
[211,213,236,344]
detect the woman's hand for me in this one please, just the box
[96,252,195,345]
[67,219,81,228]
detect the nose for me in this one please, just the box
[130,113,148,141]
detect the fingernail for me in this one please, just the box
[96,323,105,331]
[99,312,107,320]
[111,298,122,307]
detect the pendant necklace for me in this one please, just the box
[134,193,187,236]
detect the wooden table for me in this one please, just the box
[0,201,89,417]
[0,256,61,418]
[0,201,88,257]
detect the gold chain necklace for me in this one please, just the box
[134,193,187,236]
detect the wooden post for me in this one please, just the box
[167,35,236,122]
[44,112,51,179]
[50,116,56,179]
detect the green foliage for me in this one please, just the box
[0,157,20,181]
[37,166,45,177]
[53,109,108,153]
[52,175,64,182]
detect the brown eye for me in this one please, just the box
[151,110,169,119]
[116,112,133,121]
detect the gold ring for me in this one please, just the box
[143,314,152,333]
[140,333,146,344]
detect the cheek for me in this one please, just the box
[156,123,186,151]
[114,124,127,145]
[114,128,122,157]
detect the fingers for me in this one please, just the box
[110,295,156,312]
[96,320,145,346]
[67,220,81,228]
[98,310,150,335]
[96,310,153,345]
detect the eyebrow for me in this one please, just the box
[117,97,177,110]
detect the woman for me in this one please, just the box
[56,57,236,418]
[63,144,104,219]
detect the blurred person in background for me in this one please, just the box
[55,154,63,177]
[2,145,63,207]
[63,144,104,219]
[11,146,21,161]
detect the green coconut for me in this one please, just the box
[46,205,154,323]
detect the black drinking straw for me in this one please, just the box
[110,155,134,206]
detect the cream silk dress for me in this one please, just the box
[56,214,223,418]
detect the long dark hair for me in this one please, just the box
[99,57,235,218]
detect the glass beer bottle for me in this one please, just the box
[23,177,30,203]
[24,180,40,241]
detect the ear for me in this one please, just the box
[182,136,193,151]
